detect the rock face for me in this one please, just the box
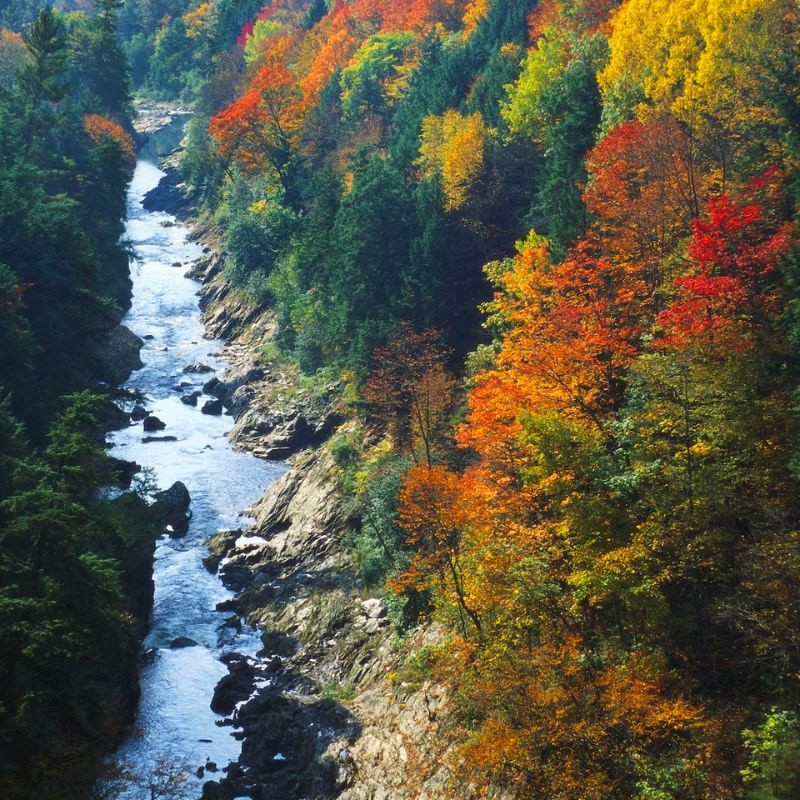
[142,163,192,216]
[184,362,213,374]
[152,481,191,537]
[205,446,464,800]
[133,101,191,138]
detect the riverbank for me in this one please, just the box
[141,154,474,800]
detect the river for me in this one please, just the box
[107,151,285,797]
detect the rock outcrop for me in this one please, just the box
[90,324,144,386]
[152,481,191,537]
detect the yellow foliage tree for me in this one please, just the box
[599,0,800,172]
[419,109,486,211]
[183,1,215,39]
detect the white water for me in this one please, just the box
[107,156,285,796]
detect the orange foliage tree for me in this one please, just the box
[209,63,300,190]
[82,114,135,161]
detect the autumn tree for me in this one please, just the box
[418,109,486,211]
[363,324,455,466]
[210,63,300,196]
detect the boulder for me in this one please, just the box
[200,780,221,800]
[219,564,253,592]
[202,553,221,574]
[97,399,130,431]
[91,324,144,385]
[130,404,149,421]
[142,166,192,216]
[184,362,213,374]
[202,399,223,416]
[142,435,178,443]
[203,377,222,395]
[181,391,201,406]
[170,637,199,648]
[109,457,141,489]
[143,415,166,432]
[211,655,257,715]
[153,481,191,537]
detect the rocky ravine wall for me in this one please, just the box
[183,241,475,800]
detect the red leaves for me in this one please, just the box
[483,238,649,435]
[657,172,793,349]
[364,325,455,466]
[584,117,706,287]
[236,4,278,49]
[209,63,297,172]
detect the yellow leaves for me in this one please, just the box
[688,440,714,457]
[501,24,572,145]
[598,0,705,118]
[246,198,270,215]
[418,110,487,211]
[462,0,490,38]
[352,436,394,496]
[183,1,214,39]
[0,28,28,89]
[243,19,284,68]
[600,0,799,161]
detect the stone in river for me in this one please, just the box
[181,391,201,406]
[170,636,199,648]
[143,415,166,432]
[130,404,149,421]
[152,481,192,536]
[183,362,213,374]
[142,435,178,443]
[201,781,221,800]
[201,398,223,415]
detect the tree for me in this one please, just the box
[363,324,455,466]
[418,109,486,211]
[19,8,67,109]
[210,63,300,196]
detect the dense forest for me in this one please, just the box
[143,0,800,796]
[0,3,163,797]
[2,0,800,798]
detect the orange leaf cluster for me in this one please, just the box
[82,114,135,161]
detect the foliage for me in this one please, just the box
[0,7,153,799]
[117,0,800,797]
[741,710,800,800]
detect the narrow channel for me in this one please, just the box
[108,148,285,795]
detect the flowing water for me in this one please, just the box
[108,152,285,796]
